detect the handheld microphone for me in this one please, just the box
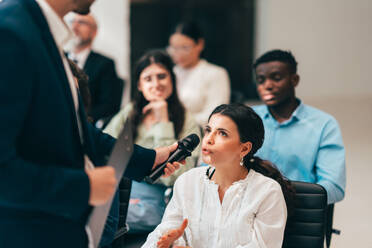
[145,133,200,184]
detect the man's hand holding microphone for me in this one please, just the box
[86,142,187,206]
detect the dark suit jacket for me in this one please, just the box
[83,51,124,123]
[0,0,154,247]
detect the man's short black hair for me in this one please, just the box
[253,49,298,74]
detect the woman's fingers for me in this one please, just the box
[157,236,172,248]
[163,163,174,177]
[142,100,169,122]
[156,219,188,248]
[172,161,181,170]
[177,219,188,236]
[162,162,182,177]
[142,102,153,114]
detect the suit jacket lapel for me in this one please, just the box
[24,0,82,145]
[83,51,96,78]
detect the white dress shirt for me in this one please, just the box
[174,59,231,126]
[68,47,91,69]
[142,167,287,248]
[35,0,93,160]
[36,0,78,111]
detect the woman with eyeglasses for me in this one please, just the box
[167,21,231,126]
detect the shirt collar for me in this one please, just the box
[263,99,305,123]
[291,99,305,120]
[69,47,91,68]
[35,0,73,50]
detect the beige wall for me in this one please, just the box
[90,0,131,105]
[90,0,130,80]
[65,1,131,105]
[255,0,372,100]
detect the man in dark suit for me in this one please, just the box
[68,14,123,127]
[0,0,180,247]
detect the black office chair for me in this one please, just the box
[282,181,328,248]
[325,203,341,247]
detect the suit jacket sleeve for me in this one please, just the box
[125,144,156,181]
[0,30,90,220]
[87,122,156,181]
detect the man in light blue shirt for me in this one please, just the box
[252,50,346,204]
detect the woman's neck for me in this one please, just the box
[211,163,248,204]
[183,58,201,70]
[212,163,248,189]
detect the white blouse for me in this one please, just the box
[142,167,287,248]
[174,59,230,126]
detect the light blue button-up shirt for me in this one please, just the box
[253,101,346,204]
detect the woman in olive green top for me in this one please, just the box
[104,50,201,233]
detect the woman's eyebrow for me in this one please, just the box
[216,127,230,133]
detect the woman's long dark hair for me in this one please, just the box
[130,50,185,140]
[209,103,294,214]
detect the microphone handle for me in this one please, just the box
[144,150,191,184]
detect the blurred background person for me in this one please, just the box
[104,50,201,234]
[167,21,231,126]
[252,50,346,204]
[68,14,124,128]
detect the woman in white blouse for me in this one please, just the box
[142,103,294,248]
[167,21,231,126]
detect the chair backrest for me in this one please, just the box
[282,181,327,248]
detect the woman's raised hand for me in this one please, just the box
[143,100,169,123]
[157,219,188,248]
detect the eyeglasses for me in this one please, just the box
[166,45,195,55]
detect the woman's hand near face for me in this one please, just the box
[143,99,169,123]
[157,219,188,248]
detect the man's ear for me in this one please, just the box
[196,38,205,52]
[292,74,300,87]
[241,141,252,158]
[92,29,97,39]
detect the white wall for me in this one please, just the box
[90,0,131,105]
[65,1,131,105]
[90,0,130,80]
[255,0,372,99]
